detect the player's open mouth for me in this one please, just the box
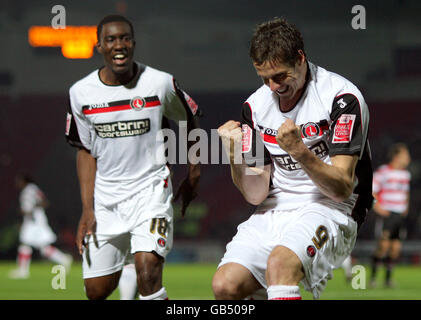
[113,54,128,65]
[276,87,288,95]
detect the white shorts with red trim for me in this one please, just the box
[218,202,357,299]
[82,178,173,279]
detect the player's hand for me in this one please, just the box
[217,120,243,164]
[174,164,200,217]
[276,119,306,157]
[76,208,96,255]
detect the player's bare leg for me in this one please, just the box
[266,246,304,300]
[134,251,167,299]
[212,263,262,299]
[84,271,122,300]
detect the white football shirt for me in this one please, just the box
[242,61,372,214]
[66,62,198,206]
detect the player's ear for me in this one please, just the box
[96,41,103,54]
[297,50,306,65]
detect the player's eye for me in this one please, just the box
[273,73,287,83]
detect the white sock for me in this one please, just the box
[40,245,68,265]
[267,285,301,300]
[119,264,138,300]
[139,287,168,300]
[17,245,32,273]
[342,255,353,278]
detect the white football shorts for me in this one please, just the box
[218,202,357,299]
[82,178,173,279]
[19,209,56,249]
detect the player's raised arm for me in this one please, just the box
[276,118,358,202]
[218,120,271,205]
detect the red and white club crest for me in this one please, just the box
[157,238,166,247]
[301,122,320,139]
[306,245,316,258]
[130,96,146,111]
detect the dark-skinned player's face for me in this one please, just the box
[97,21,135,75]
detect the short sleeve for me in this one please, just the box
[162,77,200,123]
[65,88,91,150]
[241,102,271,167]
[328,93,369,159]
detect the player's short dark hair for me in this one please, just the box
[250,17,306,67]
[387,143,408,162]
[97,14,134,42]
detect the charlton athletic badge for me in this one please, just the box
[157,238,166,248]
[301,122,320,140]
[306,245,316,258]
[130,96,146,111]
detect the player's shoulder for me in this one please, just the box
[69,69,100,94]
[142,64,174,84]
[310,62,365,103]
[244,84,273,112]
[375,164,391,174]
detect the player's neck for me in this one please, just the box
[100,64,136,85]
[278,87,305,112]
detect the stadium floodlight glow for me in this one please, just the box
[28,26,97,59]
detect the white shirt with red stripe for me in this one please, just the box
[242,61,371,214]
[373,164,410,214]
[68,62,194,207]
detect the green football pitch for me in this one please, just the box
[0,261,420,300]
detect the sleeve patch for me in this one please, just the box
[65,113,72,136]
[332,114,356,144]
[182,91,198,115]
[242,124,252,153]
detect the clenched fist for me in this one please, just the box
[276,119,306,158]
[217,120,243,164]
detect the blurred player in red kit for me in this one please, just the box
[65,15,200,300]
[214,17,374,300]
[370,143,411,288]
[9,174,72,279]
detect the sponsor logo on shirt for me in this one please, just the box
[332,114,356,144]
[82,97,160,115]
[94,119,150,138]
[274,140,329,171]
[258,120,329,144]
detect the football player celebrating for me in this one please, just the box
[66,15,200,300]
[214,17,373,300]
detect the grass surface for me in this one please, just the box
[0,261,420,300]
